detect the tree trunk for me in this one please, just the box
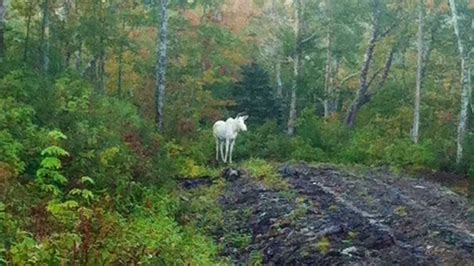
[377,46,395,90]
[117,49,123,97]
[449,0,472,165]
[96,50,105,93]
[155,0,169,132]
[117,20,127,97]
[97,0,106,93]
[23,4,32,63]
[411,0,425,144]
[76,41,82,72]
[41,0,50,73]
[117,22,125,97]
[288,54,299,135]
[346,25,378,127]
[275,61,283,98]
[323,31,332,118]
[62,0,72,69]
[323,0,340,118]
[287,0,300,136]
[346,0,382,128]
[0,0,6,63]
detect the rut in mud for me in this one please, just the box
[214,164,474,265]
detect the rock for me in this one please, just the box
[180,177,213,189]
[413,185,426,189]
[224,168,240,181]
[341,246,357,257]
[280,165,299,178]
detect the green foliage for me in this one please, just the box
[0,71,222,264]
[225,232,252,249]
[178,180,226,234]
[107,206,218,264]
[315,237,331,254]
[242,158,288,190]
[36,131,70,196]
[338,128,436,169]
[232,63,279,125]
[290,137,327,162]
[383,139,435,169]
[9,233,52,265]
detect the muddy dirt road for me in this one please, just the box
[216,164,474,265]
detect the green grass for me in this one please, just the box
[241,158,288,190]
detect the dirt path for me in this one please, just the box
[216,164,474,265]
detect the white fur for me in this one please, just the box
[213,114,248,163]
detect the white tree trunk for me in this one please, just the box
[155,0,169,132]
[411,0,424,144]
[288,54,298,135]
[449,0,472,165]
[323,31,332,118]
[287,0,300,136]
[275,61,283,98]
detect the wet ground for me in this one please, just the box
[212,164,474,265]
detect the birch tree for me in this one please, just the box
[448,0,472,165]
[253,0,287,125]
[411,0,425,144]
[287,0,301,135]
[270,0,284,99]
[155,0,169,132]
[322,0,339,118]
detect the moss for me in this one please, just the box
[314,237,331,254]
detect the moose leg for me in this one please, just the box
[224,138,230,163]
[229,139,235,164]
[215,138,219,161]
[220,140,225,162]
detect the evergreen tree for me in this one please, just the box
[233,63,278,125]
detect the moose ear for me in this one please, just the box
[242,115,249,121]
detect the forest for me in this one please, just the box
[0,0,473,264]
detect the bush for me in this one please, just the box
[338,129,382,165]
[290,137,327,162]
[233,121,280,160]
[383,139,435,169]
[0,72,222,265]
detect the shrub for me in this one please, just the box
[383,139,435,169]
[290,137,327,162]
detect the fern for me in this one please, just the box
[36,131,70,195]
[41,146,70,157]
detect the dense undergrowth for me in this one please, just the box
[0,70,223,264]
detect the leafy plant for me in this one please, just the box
[36,131,70,196]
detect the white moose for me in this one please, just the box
[213,113,249,163]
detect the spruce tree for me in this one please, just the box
[233,63,278,125]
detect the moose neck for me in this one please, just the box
[225,119,240,138]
